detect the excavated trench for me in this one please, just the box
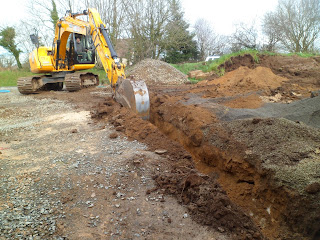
[90,89,319,240]
[119,55,320,239]
[147,93,320,240]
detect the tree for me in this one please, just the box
[163,0,198,63]
[50,0,59,29]
[125,0,171,63]
[231,21,258,52]
[0,27,22,69]
[87,0,127,45]
[262,0,320,52]
[194,18,220,60]
[261,12,281,51]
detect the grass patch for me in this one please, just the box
[0,69,34,87]
[189,78,203,84]
[208,49,262,74]
[171,62,211,75]
[285,52,317,58]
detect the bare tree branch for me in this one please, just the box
[262,0,320,52]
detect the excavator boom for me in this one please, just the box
[86,8,150,119]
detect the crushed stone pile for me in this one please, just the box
[127,59,188,85]
[202,66,288,94]
[219,117,320,237]
[218,95,320,128]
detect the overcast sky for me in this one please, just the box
[181,0,279,35]
[1,0,279,33]
[0,0,28,26]
[0,0,279,55]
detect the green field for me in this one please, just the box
[0,70,34,87]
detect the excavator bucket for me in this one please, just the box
[114,77,150,120]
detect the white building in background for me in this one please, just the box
[205,55,220,62]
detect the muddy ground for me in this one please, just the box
[1,54,320,240]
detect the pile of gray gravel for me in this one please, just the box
[220,95,320,129]
[127,58,188,85]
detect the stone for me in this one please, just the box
[188,70,212,80]
[115,126,125,132]
[310,90,320,98]
[305,182,320,194]
[155,149,167,155]
[133,159,141,165]
[71,129,78,133]
[109,133,118,139]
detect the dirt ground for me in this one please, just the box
[1,54,320,240]
[0,88,229,240]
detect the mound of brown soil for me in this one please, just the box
[219,54,320,99]
[127,59,188,85]
[219,54,257,72]
[203,66,288,95]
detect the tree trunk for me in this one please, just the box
[13,53,22,69]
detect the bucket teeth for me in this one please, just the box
[115,78,150,120]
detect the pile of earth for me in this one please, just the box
[187,66,292,109]
[126,58,188,85]
[218,54,320,98]
[215,118,320,238]
[188,60,320,110]
[197,66,288,97]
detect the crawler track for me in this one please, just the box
[17,76,43,94]
[65,72,99,92]
[17,72,99,94]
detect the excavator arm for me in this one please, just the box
[86,8,150,119]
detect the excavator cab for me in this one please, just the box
[68,33,95,64]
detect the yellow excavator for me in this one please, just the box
[18,8,149,119]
